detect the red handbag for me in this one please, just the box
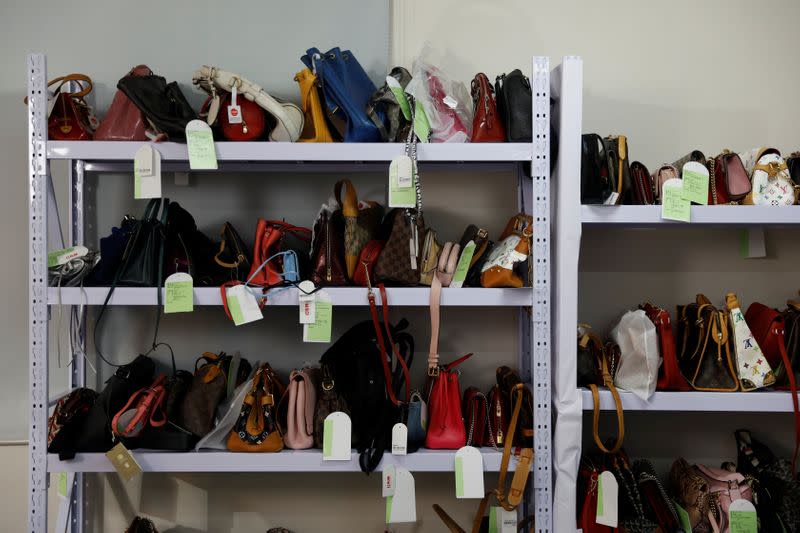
[578,460,619,533]
[425,353,472,449]
[486,384,509,447]
[462,387,488,447]
[641,302,691,391]
[45,74,97,140]
[745,302,800,472]
[200,91,268,141]
[248,219,312,287]
[352,240,383,287]
[470,73,506,142]
[94,65,152,141]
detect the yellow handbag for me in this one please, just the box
[294,68,334,143]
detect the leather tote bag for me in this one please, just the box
[495,69,531,142]
[226,363,285,453]
[118,75,197,141]
[295,68,335,143]
[610,309,660,401]
[40,74,97,140]
[425,354,471,449]
[283,368,319,450]
[471,72,506,143]
[300,47,382,142]
[95,65,153,141]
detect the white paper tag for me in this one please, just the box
[227,84,242,124]
[303,290,332,343]
[455,446,485,499]
[225,285,263,326]
[602,191,619,205]
[595,470,619,527]
[489,507,518,533]
[729,498,757,533]
[389,155,416,208]
[409,238,418,270]
[297,280,316,324]
[47,245,89,268]
[163,272,193,314]
[186,119,218,170]
[382,464,396,497]
[322,411,351,461]
[392,155,413,188]
[386,467,417,523]
[391,423,408,455]
[442,95,458,109]
[134,144,161,199]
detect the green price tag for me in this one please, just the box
[413,101,431,143]
[682,169,709,205]
[488,507,499,533]
[661,181,691,222]
[323,418,333,458]
[385,495,393,523]
[186,120,218,170]
[58,472,68,498]
[729,499,758,533]
[454,456,464,498]
[47,246,87,268]
[387,76,412,121]
[596,473,604,516]
[225,285,263,326]
[164,273,193,314]
[304,298,332,343]
[451,241,476,288]
[673,501,692,533]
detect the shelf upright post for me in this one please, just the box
[27,52,50,533]
[531,56,553,533]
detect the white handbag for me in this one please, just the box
[610,309,660,400]
[739,147,798,205]
[726,292,776,391]
[192,66,304,142]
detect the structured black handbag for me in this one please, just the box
[117,198,168,287]
[495,69,532,142]
[213,221,251,284]
[163,201,223,286]
[117,76,197,141]
[85,215,137,286]
[581,133,614,204]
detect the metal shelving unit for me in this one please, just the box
[27,53,554,532]
[581,389,800,412]
[582,204,800,226]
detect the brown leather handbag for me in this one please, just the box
[470,73,506,142]
[373,208,424,286]
[677,294,739,391]
[462,387,489,447]
[486,385,508,447]
[630,161,655,205]
[311,205,348,286]
[496,366,534,447]
[640,302,691,391]
[295,68,335,142]
[95,66,152,141]
[313,363,350,448]
[707,151,751,205]
[335,179,384,279]
[226,363,285,453]
[214,221,251,284]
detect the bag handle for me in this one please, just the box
[590,344,625,454]
[334,179,359,217]
[775,328,800,473]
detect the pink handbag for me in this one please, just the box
[694,464,753,533]
[94,65,153,141]
[282,368,319,450]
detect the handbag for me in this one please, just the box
[94,66,152,141]
[47,388,98,458]
[650,164,679,203]
[193,66,303,142]
[213,221,251,284]
[581,134,615,204]
[248,219,312,287]
[282,367,319,450]
[311,202,348,286]
[480,214,532,288]
[425,352,471,449]
[367,66,413,142]
[112,374,167,439]
[374,208,424,286]
[163,201,221,286]
[677,294,739,391]
[85,215,137,286]
[471,73,506,142]
[740,147,798,205]
[458,224,490,270]
[295,68,335,142]
[671,149,707,171]
[40,74,97,140]
[486,385,508,447]
[725,292,776,391]
[462,387,489,447]
[577,329,625,454]
[117,75,197,141]
[226,363,285,452]
[419,229,442,286]
[629,161,655,205]
[577,458,619,532]
[640,302,691,391]
[300,47,382,142]
[335,179,384,279]
[116,198,167,287]
[495,366,534,447]
[608,452,658,533]
[495,70,532,142]
[610,309,660,400]
[788,152,800,187]
[603,135,632,204]
[436,242,461,287]
[705,151,750,205]
[126,517,159,533]
[352,240,383,287]
[695,463,754,533]
[783,298,800,387]
[199,90,268,141]
[669,458,713,532]
[633,459,680,532]
[406,390,428,449]
[313,363,350,449]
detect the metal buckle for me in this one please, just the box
[428,366,440,377]
[322,380,334,392]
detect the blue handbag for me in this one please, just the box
[301,47,383,142]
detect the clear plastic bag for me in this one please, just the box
[611,309,660,400]
[405,45,473,143]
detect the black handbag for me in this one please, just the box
[366,66,412,142]
[70,355,155,455]
[85,215,137,286]
[117,76,197,141]
[581,133,614,204]
[163,201,221,287]
[495,69,532,142]
[213,221,251,284]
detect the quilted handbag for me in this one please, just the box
[193,66,303,142]
[366,66,413,142]
[117,75,197,141]
[740,147,798,205]
[471,72,506,142]
[95,65,153,141]
[633,459,680,532]
[283,368,319,450]
[707,151,751,205]
[725,292,775,391]
[300,47,382,142]
[335,179,384,279]
[226,363,286,453]
[294,68,335,142]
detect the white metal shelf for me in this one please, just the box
[47,286,533,307]
[48,448,512,473]
[47,141,533,162]
[581,205,800,226]
[581,388,800,412]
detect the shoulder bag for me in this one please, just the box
[581,134,614,204]
[677,294,739,391]
[633,459,680,532]
[226,363,285,452]
[471,73,506,142]
[313,363,349,448]
[95,65,153,141]
[671,149,706,172]
[495,70,531,142]
[629,161,655,205]
[603,135,631,204]
[466,387,494,449]
[352,240,383,287]
[706,151,750,205]
[486,385,508,447]
[282,367,319,450]
[295,68,335,142]
[725,292,776,390]
[640,302,691,391]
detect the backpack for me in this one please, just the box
[318,318,413,473]
[740,148,798,206]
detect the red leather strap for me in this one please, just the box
[367,284,410,406]
[379,285,411,404]
[778,337,800,474]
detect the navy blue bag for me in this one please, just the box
[85,215,138,286]
[301,47,383,142]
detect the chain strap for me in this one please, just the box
[709,157,718,204]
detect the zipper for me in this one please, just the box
[325,217,332,282]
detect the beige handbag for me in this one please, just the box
[282,368,320,450]
[419,229,442,286]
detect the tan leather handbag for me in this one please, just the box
[282,368,319,450]
[226,363,285,453]
[295,68,334,142]
[480,214,532,288]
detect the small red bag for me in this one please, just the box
[577,461,619,532]
[46,74,97,140]
[425,353,472,449]
[95,66,152,141]
[641,302,691,391]
[352,240,383,287]
[470,73,505,143]
[248,219,311,287]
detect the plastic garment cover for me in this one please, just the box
[195,364,258,450]
[611,309,660,400]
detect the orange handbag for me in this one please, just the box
[480,214,532,288]
[295,68,334,142]
[226,363,285,453]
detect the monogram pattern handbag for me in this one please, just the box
[226,363,285,453]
